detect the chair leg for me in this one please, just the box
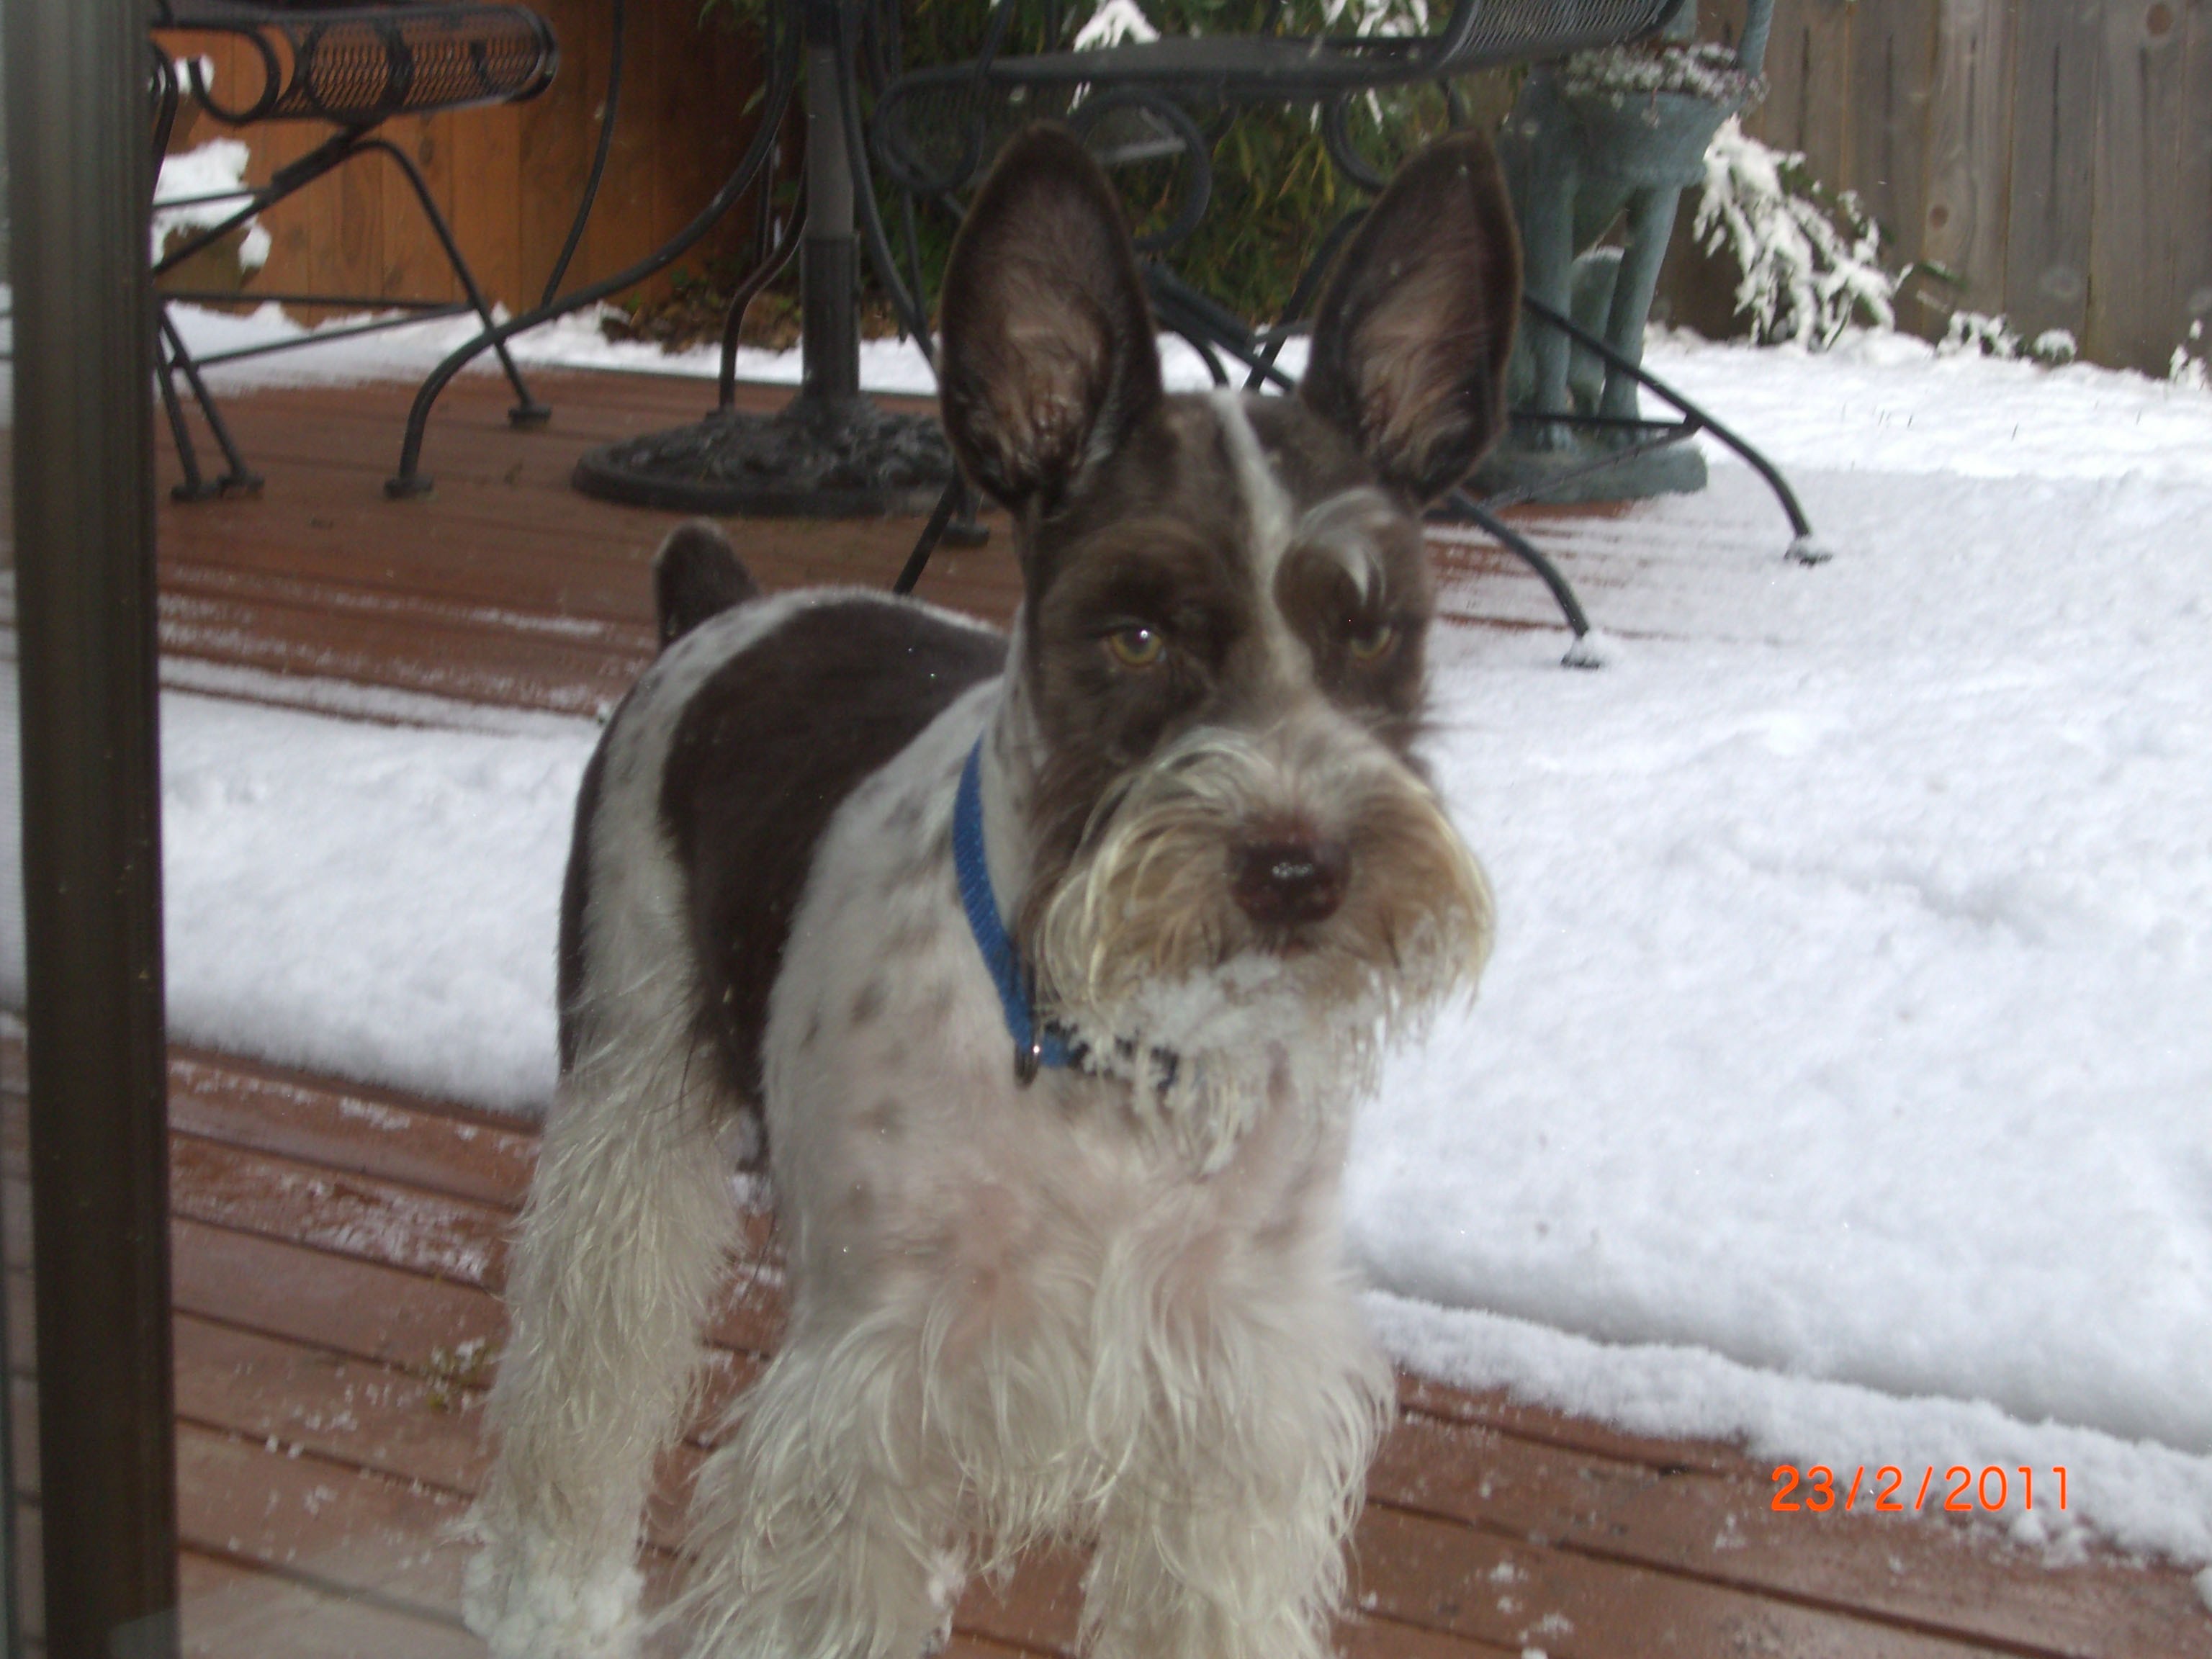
[158,309,264,500]
[941,479,989,549]
[1519,295,1826,561]
[1444,489,1597,663]
[894,479,964,594]
[386,18,803,497]
[156,335,213,504]
[364,136,552,430]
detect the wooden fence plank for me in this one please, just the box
[154,0,768,317]
[2090,0,2195,369]
[376,119,460,305]
[1921,0,2020,318]
[1750,0,1815,156]
[517,0,601,305]
[248,120,323,302]
[2174,0,2212,363]
[583,0,665,302]
[1790,0,1857,194]
[333,118,386,310]
[2003,0,2103,347]
[1848,0,1939,258]
[446,103,525,313]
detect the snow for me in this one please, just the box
[1363,462,2212,1560]
[6,309,2212,1572]
[158,295,1238,400]
[0,666,585,1120]
[153,138,272,274]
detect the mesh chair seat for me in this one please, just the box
[157,1,556,127]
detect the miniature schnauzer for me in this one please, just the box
[466,123,1516,1659]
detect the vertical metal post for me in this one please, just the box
[4,0,182,1655]
[799,0,860,405]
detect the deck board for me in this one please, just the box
[1,369,2206,1653]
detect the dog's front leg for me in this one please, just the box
[674,1326,966,1659]
[466,1025,742,1659]
[1080,1292,1390,1659]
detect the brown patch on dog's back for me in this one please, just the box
[661,601,1007,1107]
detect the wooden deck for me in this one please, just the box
[5,366,2206,1656]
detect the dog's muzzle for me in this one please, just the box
[1028,713,1493,1032]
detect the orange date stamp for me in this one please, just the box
[1771,1465,2069,1514]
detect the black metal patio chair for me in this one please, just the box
[149,0,559,499]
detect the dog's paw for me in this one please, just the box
[462,1526,644,1659]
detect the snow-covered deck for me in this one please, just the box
[37,363,2195,1655]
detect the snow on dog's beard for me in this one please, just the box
[1027,710,1493,1172]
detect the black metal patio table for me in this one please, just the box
[388,0,1820,662]
[557,0,1690,522]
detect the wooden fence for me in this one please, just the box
[1704,0,2212,374]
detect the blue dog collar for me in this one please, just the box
[955,737,1073,1082]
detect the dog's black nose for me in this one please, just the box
[1230,837,1349,929]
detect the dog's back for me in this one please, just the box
[557,521,1007,1156]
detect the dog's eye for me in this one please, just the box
[1105,624,1165,668]
[1346,620,1398,663]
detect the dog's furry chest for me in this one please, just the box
[760,694,1354,1369]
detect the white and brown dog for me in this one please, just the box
[466,125,1516,1659]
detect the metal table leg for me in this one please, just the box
[569,0,959,518]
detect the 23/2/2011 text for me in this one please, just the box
[1771,1465,2068,1514]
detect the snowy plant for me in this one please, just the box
[1692,115,1894,349]
[1076,0,1427,40]
[1320,0,1429,32]
[1938,309,2020,360]
[2172,320,2210,392]
[2028,328,2078,367]
[1941,313,2084,370]
[1071,0,1159,48]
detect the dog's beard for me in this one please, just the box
[1025,716,1493,1172]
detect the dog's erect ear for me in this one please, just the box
[937,125,1162,513]
[1300,132,1521,505]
